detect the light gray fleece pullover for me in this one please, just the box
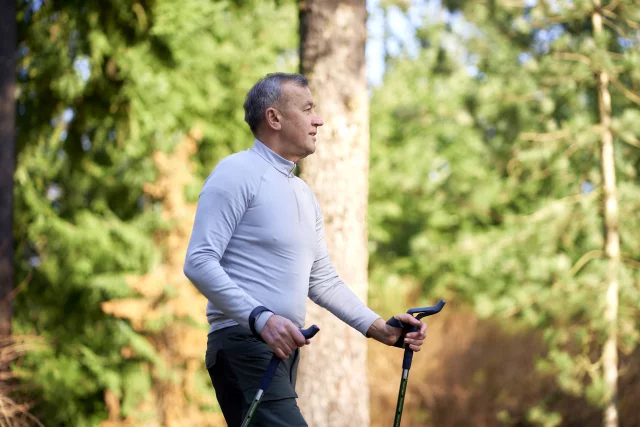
[184,139,380,336]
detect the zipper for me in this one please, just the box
[289,174,301,223]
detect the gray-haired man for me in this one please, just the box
[184,73,427,426]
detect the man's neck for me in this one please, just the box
[257,135,298,163]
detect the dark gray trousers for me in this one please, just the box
[205,325,308,427]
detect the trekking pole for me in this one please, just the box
[392,300,445,427]
[241,325,320,427]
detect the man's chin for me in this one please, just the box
[293,142,316,161]
[304,142,317,156]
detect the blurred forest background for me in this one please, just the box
[1,0,640,426]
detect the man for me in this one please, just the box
[184,73,427,426]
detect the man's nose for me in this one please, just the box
[313,116,324,127]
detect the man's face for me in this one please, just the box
[277,83,324,160]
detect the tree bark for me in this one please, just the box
[297,1,371,425]
[0,0,16,340]
[592,3,620,427]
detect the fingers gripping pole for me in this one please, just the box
[254,325,319,394]
[241,325,320,427]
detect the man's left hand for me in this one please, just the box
[366,314,427,352]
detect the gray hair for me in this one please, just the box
[243,73,309,135]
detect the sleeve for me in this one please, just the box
[183,162,273,332]
[307,195,381,336]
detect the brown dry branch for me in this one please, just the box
[0,336,45,427]
[369,307,550,427]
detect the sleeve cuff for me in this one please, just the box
[254,310,274,335]
[358,310,383,337]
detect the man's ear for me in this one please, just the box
[265,107,282,131]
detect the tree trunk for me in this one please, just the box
[0,0,16,340]
[297,1,371,425]
[592,3,619,427]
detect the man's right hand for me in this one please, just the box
[260,315,309,359]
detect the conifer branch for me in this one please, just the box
[530,16,570,27]
[519,125,602,143]
[625,19,640,30]
[604,0,620,11]
[622,257,640,270]
[611,130,640,148]
[500,247,604,318]
[607,51,625,60]
[603,16,627,38]
[498,0,530,7]
[610,77,640,105]
[552,52,592,67]
[518,129,570,142]
[565,250,607,282]
[513,190,600,224]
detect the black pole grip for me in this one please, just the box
[402,348,414,370]
[300,325,320,340]
[390,300,445,352]
[407,300,446,319]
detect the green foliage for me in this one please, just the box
[13,0,640,424]
[369,0,640,422]
[526,404,562,427]
[120,364,152,418]
[14,0,297,424]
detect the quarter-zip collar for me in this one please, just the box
[251,139,297,177]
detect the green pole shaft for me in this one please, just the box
[241,389,264,427]
[394,369,410,427]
